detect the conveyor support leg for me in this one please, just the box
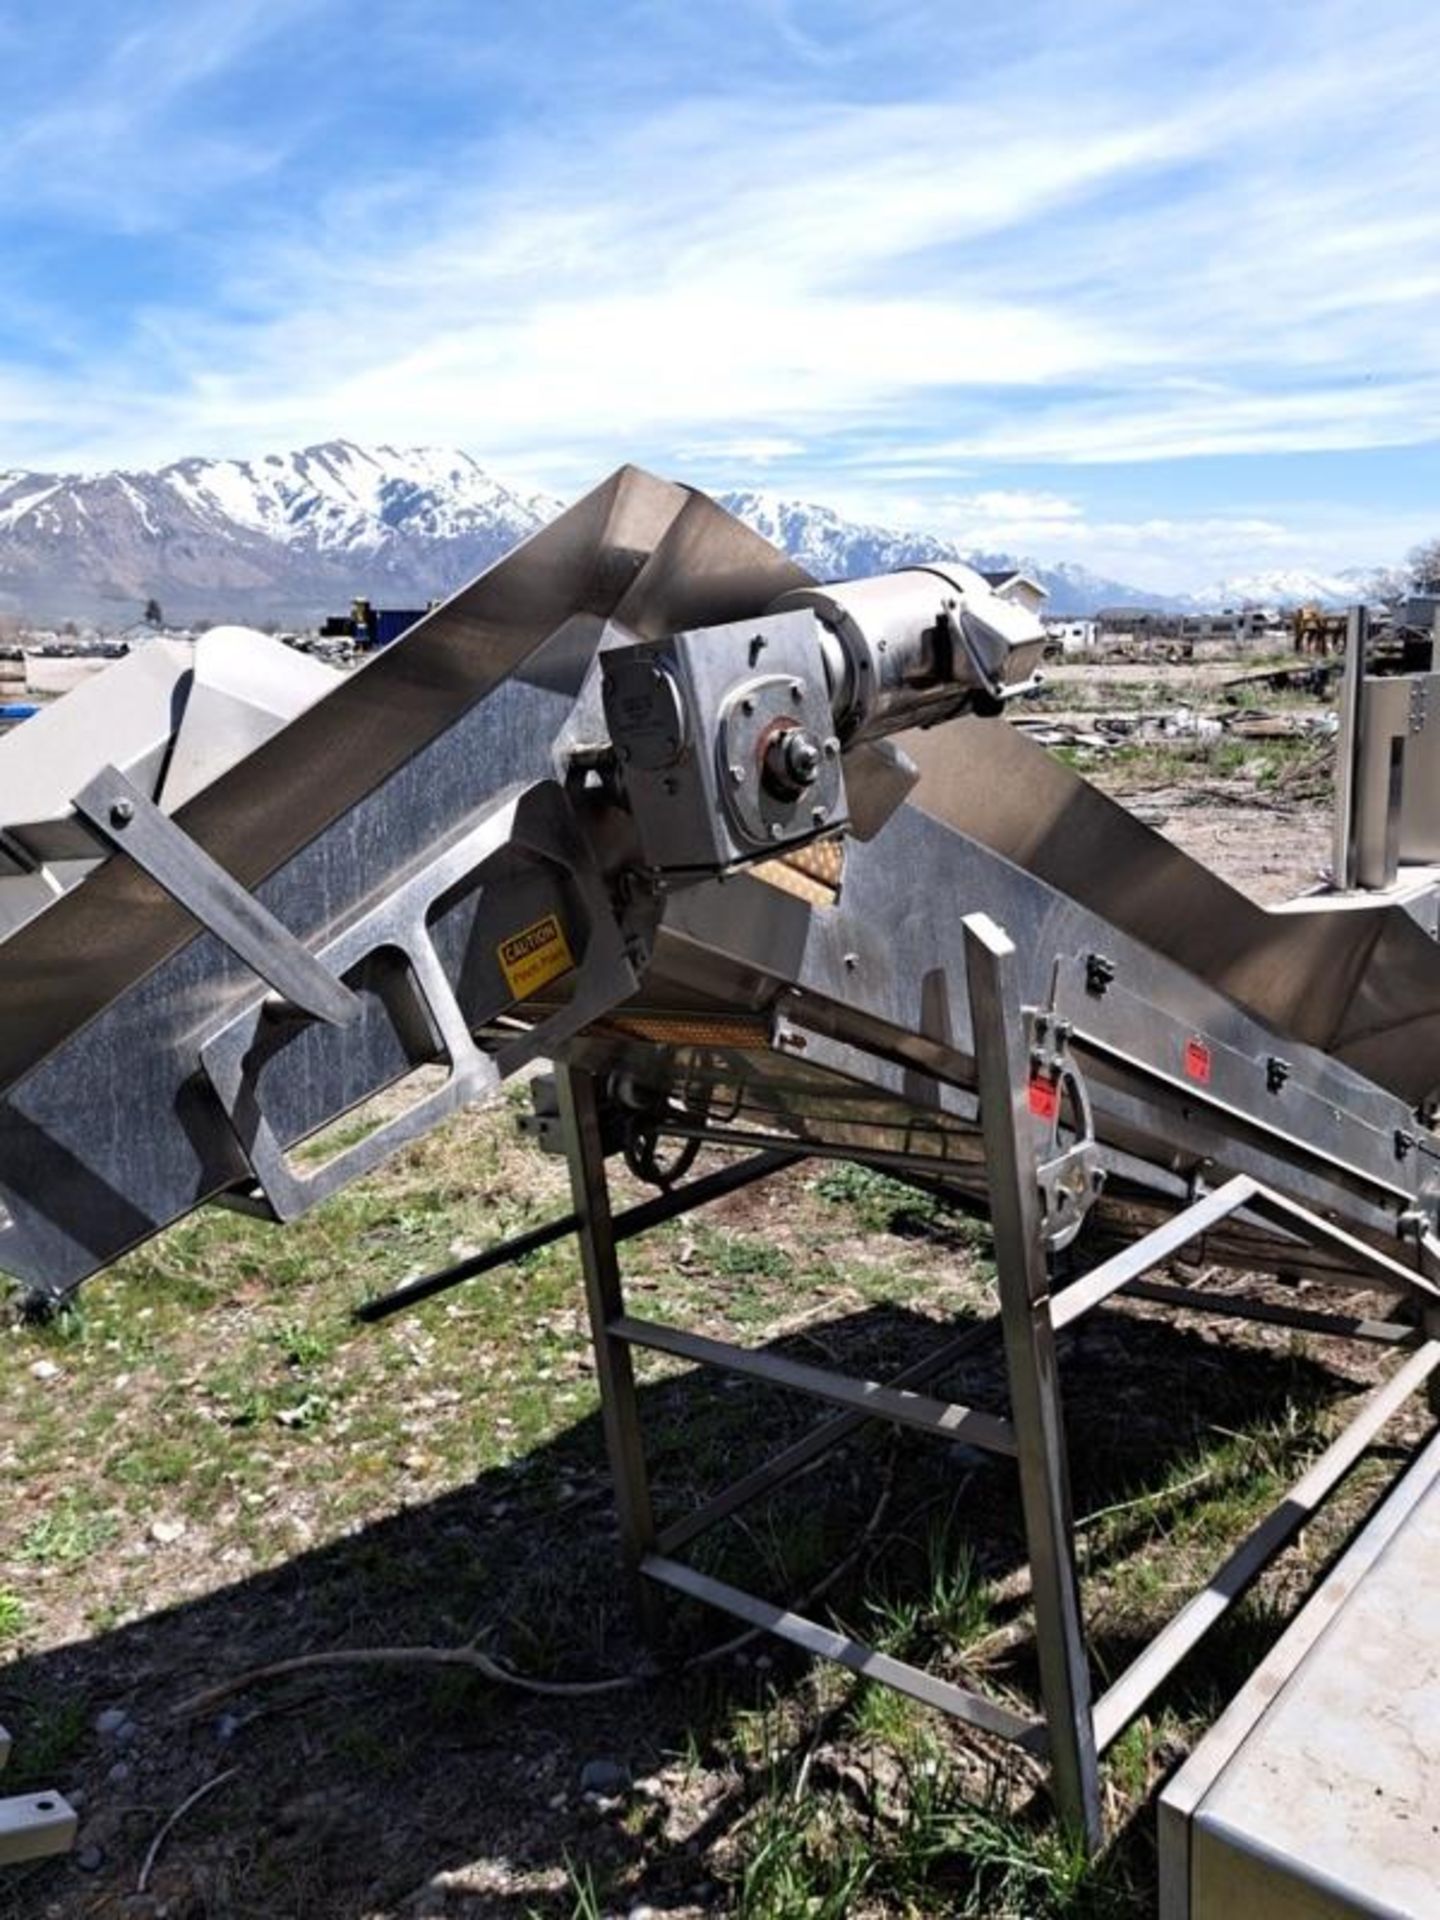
[964,912,1104,1849]
[555,1063,666,1644]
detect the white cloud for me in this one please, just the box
[0,0,308,227]
[802,478,1438,595]
[676,435,809,464]
[2,0,1439,591]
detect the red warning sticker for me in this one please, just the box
[1184,1037,1212,1084]
[1028,1075,1060,1121]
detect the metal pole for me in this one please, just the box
[963,912,1103,1848]
[553,1063,666,1643]
[355,1147,801,1323]
[1331,603,1369,890]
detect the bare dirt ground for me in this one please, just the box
[2,656,1426,1920]
[1089,766,1331,903]
[1036,658,1334,899]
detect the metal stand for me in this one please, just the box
[965,913,1101,1841]
[554,1064,666,1644]
[500,997,1439,1843]
[366,916,1440,1847]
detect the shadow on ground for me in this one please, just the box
[0,1289,1373,1920]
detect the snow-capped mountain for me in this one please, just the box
[162,443,557,556]
[0,442,558,622]
[715,490,964,580]
[1197,566,1390,610]
[0,440,1172,623]
[714,489,1169,614]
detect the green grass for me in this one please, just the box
[0,1694,88,1793]
[0,1085,1396,1919]
[865,1526,994,1664]
[272,1317,338,1370]
[1063,731,1332,799]
[730,1715,1139,1919]
[814,1161,989,1255]
[688,1223,792,1281]
[561,1854,606,1920]
[17,1495,118,1567]
[0,1587,25,1646]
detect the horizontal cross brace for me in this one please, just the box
[655,1310,1004,1555]
[643,1552,1043,1750]
[1091,1338,1440,1751]
[611,1313,1017,1457]
[1121,1277,1419,1347]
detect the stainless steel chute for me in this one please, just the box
[3,468,1439,1853]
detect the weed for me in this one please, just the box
[691,1225,791,1280]
[28,1299,88,1347]
[0,1694,87,1792]
[18,1496,117,1566]
[737,1780,874,1919]
[866,1526,993,1663]
[816,1161,942,1234]
[561,1853,606,1920]
[944,1803,1103,1916]
[814,1162,989,1257]
[272,1389,333,1431]
[110,1434,200,1490]
[850,1676,932,1752]
[273,1319,336,1370]
[0,1585,25,1644]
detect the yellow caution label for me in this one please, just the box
[497,912,575,1001]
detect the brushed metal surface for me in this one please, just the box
[0,467,801,1092]
[0,472,803,1292]
[5,467,1440,1299]
[1163,1433,1440,1918]
[900,717,1440,1104]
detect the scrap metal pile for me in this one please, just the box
[3,469,1439,1852]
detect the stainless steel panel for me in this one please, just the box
[1353,670,1440,882]
[658,800,1438,1242]
[0,475,802,1293]
[1160,1429,1440,1919]
[0,467,798,1093]
[900,718,1440,1105]
[4,464,1440,1302]
[158,627,340,811]
[0,639,192,853]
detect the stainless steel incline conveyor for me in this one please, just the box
[4,469,1439,1852]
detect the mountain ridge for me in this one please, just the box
[0,439,1335,623]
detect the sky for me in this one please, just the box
[0,0,1438,593]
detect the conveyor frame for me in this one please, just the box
[7,481,1440,1862]
[377,910,1440,1848]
